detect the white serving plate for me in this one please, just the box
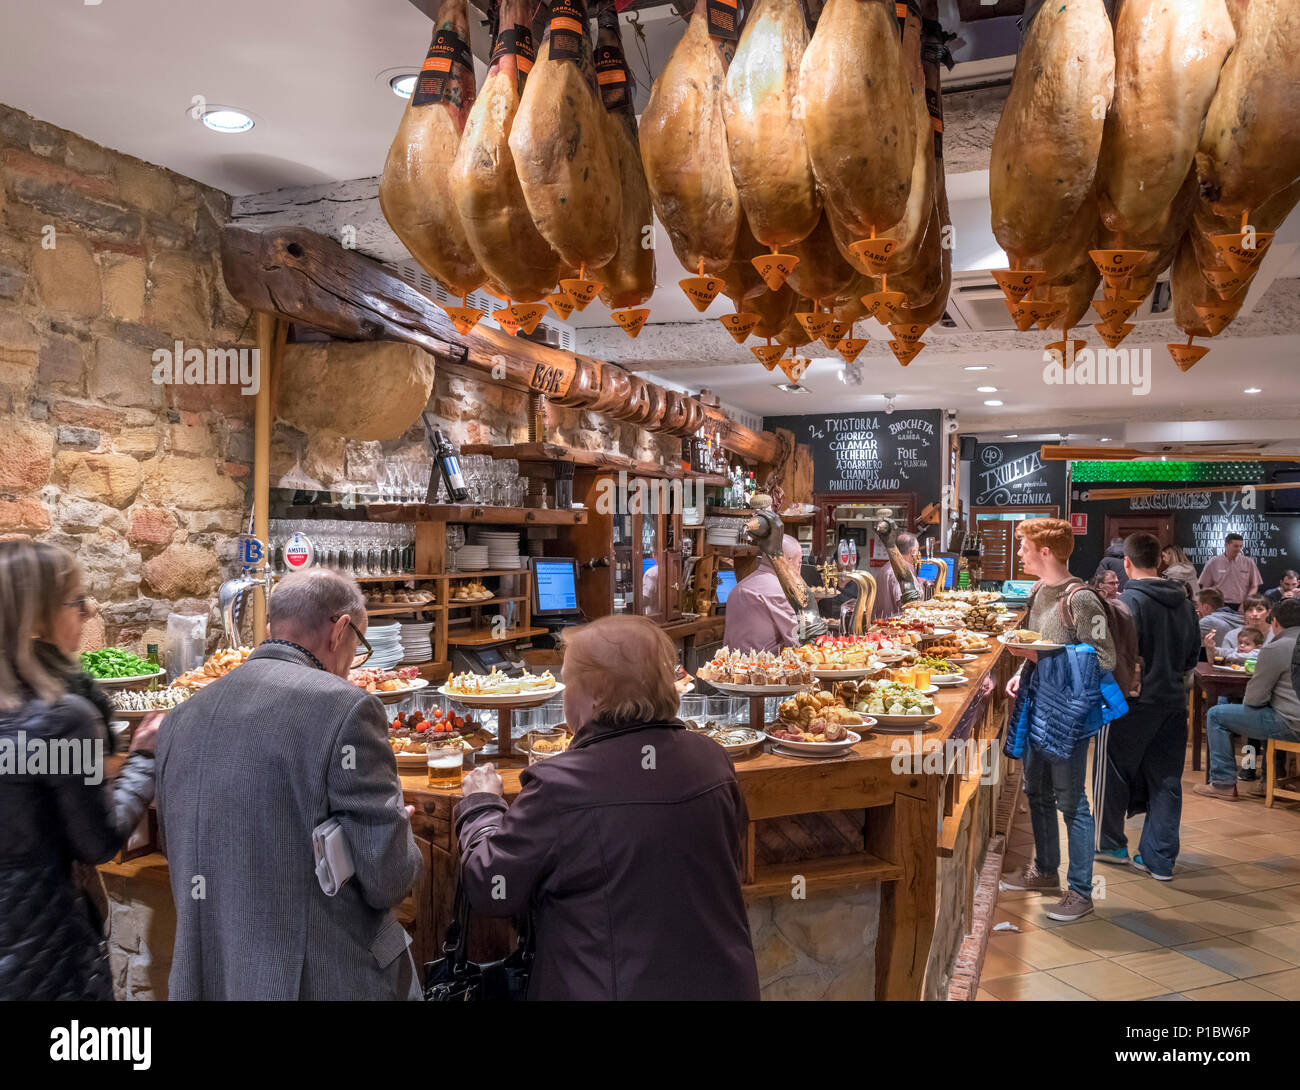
[764,728,863,756]
[94,669,167,690]
[811,665,880,680]
[438,681,563,708]
[930,674,967,687]
[997,633,1066,652]
[371,678,429,705]
[947,653,979,663]
[700,678,807,696]
[870,711,939,728]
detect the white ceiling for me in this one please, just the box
[3,0,1297,440]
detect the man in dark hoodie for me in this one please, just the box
[1093,538,1130,591]
[1093,533,1201,880]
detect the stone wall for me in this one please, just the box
[101,864,175,1001]
[749,884,881,1000]
[0,103,252,652]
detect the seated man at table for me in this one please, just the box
[723,534,802,653]
[1197,588,1241,645]
[1195,598,1300,801]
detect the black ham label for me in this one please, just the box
[492,25,536,93]
[594,43,632,112]
[707,0,739,41]
[548,0,588,62]
[926,86,944,160]
[411,28,473,107]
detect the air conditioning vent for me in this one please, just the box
[942,271,1171,333]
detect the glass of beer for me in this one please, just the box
[427,739,465,790]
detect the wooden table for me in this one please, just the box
[401,639,1013,1001]
[1190,661,1250,773]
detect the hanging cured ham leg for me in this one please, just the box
[510,0,622,303]
[592,1,657,335]
[800,0,915,274]
[990,0,1113,295]
[379,0,485,301]
[723,0,820,290]
[450,0,561,305]
[641,0,742,306]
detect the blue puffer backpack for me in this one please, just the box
[1005,644,1130,764]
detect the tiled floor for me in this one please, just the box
[977,747,1300,1001]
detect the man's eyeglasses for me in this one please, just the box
[334,614,372,668]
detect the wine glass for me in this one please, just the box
[446,524,466,571]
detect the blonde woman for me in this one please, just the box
[0,540,158,1000]
[1160,544,1200,600]
[454,615,759,1000]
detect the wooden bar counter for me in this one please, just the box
[401,641,1017,1001]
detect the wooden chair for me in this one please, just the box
[1265,737,1300,808]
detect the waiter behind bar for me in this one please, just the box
[1199,532,1262,610]
[872,531,920,621]
[723,535,803,653]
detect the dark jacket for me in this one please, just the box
[454,717,760,1000]
[1121,578,1201,708]
[0,683,155,1000]
[1094,542,1129,590]
[157,642,422,1000]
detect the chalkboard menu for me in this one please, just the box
[970,441,1068,509]
[1072,480,1300,591]
[764,410,943,498]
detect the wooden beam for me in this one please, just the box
[220,226,781,463]
[1085,482,1298,501]
[252,312,285,644]
[1042,445,1300,463]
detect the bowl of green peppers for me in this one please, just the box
[80,647,165,689]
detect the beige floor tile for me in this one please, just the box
[1051,918,1161,957]
[1217,862,1297,891]
[1111,911,1219,948]
[1228,923,1300,966]
[1170,899,1270,937]
[1192,836,1281,863]
[1256,856,1300,882]
[980,944,1036,981]
[974,987,1000,1001]
[1183,817,1271,838]
[1049,960,1167,1001]
[1238,833,1300,855]
[982,970,1093,1001]
[991,908,1043,934]
[1114,948,1233,992]
[1143,992,1192,1000]
[1246,968,1300,999]
[1092,862,1147,886]
[1105,877,1201,910]
[1172,935,1297,978]
[1161,869,1253,901]
[1173,850,1238,871]
[1182,979,1285,1001]
[1219,890,1300,927]
[987,928,1098,970]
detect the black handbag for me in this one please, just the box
[423,882,533,1001]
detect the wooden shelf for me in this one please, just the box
[445,595,528,608]
[446,625,549,647]
[707,506,755,517]
[366,604,442,617]
[286,503,588,525]
[275,572,442,582]
[707,543,758,556]
[744,853,902,899]
[446,568,530,579]
[462,443,684,479]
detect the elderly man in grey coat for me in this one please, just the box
[157,568,423,1000]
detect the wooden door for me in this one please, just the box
[970,506,1060,582]
[1103,515,1172,549]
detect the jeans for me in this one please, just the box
[1094,705,1187,876]
[1023,740,1094,898]
[1206,703,1300,786]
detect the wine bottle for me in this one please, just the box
[432,428,469,503]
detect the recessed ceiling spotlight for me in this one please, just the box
[983,399,1003,407]
[976,386,998,393]
[963,365,990,372]
[200,106,255,134]
[1099,437,1112,442]
[390,74,419,98]
[1244,387,1262,394]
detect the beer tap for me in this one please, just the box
[739,496,828,643]
[218,533,275,648]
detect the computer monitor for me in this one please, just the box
[642,556,656,575]
[716,570,738,606]
[917,556,958,589]
[532,557,580,618]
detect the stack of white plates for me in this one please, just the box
[365,623,404,670]
[478,531,520,569]
[456,545,488,571]
[399,621,433,664]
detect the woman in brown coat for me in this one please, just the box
[454,615,759,1000]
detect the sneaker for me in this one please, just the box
[1000,864,1061,892]
[1132,854,1172,882]
[1192,782,1241,801]
[1247,779,1267,797]
[1238,768,1258,782]
[1046,889,1094,922]
[1095,847,1129,865]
